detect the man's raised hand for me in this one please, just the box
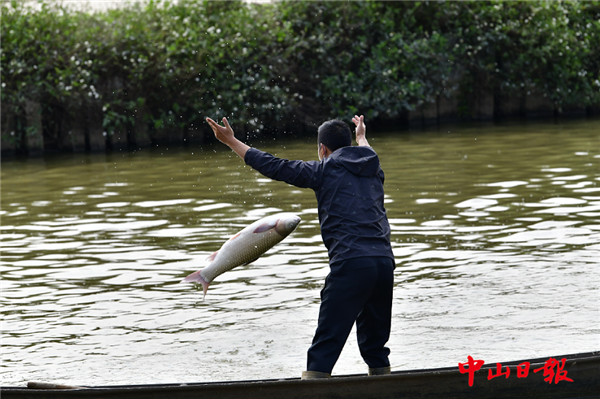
[206,117,235,145]
[352,115,370,147]
[205,116,250,159]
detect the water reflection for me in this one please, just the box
[1,119,599,386]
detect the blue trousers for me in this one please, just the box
[307,256,395,374]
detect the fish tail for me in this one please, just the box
[182,270,211,299]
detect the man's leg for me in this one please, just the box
[356,258,394,371]
[306,264,379,374]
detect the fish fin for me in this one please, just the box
[228,232,241,241]
[206,251,218,262]
[253,220,277,233]
[181,270,210,300]
[243,257,260,266]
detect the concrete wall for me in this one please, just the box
[1,93,594,156]
[406,92,566,127]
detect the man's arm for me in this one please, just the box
[352,114,370,147]
[206,117,249,159]
[206,116,321,189]
[245,149,322,189]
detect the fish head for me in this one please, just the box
[275,213,301,236]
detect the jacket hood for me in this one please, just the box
[328,146,381,177]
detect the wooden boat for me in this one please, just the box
[2,351,599,399]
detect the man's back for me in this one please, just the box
[244,145,394,265]
[316,146,393,265]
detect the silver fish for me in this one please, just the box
[182,213,301,297]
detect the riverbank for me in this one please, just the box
[2,0,599,156]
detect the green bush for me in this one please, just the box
[1,0,599,153]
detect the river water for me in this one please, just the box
[1,119,599,386]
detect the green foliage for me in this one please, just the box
[275,1,455,121]
[2,0,599,152]
[440,1,600,112]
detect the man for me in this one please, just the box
[206,115,395,379]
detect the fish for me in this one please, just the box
[182,213,301,297]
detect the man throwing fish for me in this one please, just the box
[206,115,395,379]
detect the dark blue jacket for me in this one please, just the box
[245,146,394,266]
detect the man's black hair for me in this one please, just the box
[317,119,352,153]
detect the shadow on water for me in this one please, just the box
[1,118,599,385]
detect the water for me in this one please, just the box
[1,119,599,386]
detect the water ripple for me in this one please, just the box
[1,120,598,385]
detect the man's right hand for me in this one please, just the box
[352,115,370,147]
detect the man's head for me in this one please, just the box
[317,119,352,160]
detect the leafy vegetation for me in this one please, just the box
[2,0,599,153]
